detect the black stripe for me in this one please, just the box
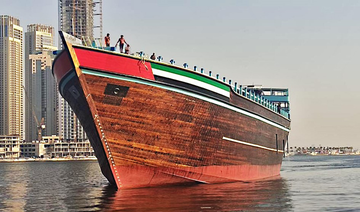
[154,76,229,102]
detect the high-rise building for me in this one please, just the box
[25,24,56,57]
[58,0,103,47]
[0,15,24,139]
[24,24,57,141]
[25,52,58,141]
[58,95,86,142]
[58,0,93,38]
[58,0,102,141]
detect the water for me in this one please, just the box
[0,156,359,211]
[281,155,360,211]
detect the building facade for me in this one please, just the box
[58,99,86,141]
[20,136,94,158]
[25,52,58,141]
[58,0,94,44]
[24,24,57,141]
[0,15,24,139]
[0,135,21,158]
[25,24,56,56]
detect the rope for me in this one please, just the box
[139,54,148,70]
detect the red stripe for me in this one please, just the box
[74,48,154,80]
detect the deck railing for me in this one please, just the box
[203,69,290,119]
[79,36,290,119]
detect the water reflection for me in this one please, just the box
[0,163,28,211]
[0,161,292,211]
[95,177,292,212]
[2,157,359,211]
[0,161,106,212]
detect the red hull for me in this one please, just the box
[116,164,281,189]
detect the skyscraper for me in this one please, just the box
[58,0,103,46]
[0,15,24,139]
[58,0,102,141]
[25,52,58,141]
[24,24,57,141]
[25,24,56,56]
[58,0,95,48]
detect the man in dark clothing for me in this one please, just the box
[125,44,130,54]
[150,53,156,60]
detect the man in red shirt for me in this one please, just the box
[104,33,110,47]
[115,35,128,53]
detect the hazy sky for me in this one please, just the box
[1,0,360,148]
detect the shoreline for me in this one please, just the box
[286,153,360,157]
[0,157,97,163]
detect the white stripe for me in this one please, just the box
[82,70,290,132]
[152,68,229,97]
[223,137,284,153]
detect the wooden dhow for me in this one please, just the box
[52,32,291,189]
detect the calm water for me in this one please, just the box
[0,156,359,211]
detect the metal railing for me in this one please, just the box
[79,36,290,119]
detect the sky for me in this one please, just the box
[1,0,360,148]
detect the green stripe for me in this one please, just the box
[81,68,290,132]
[151,63,230,92]
[60,71,76,95]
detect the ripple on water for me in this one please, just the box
[0,156,360,211]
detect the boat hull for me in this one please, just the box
[114,163,281,188]
[53,36,290,189]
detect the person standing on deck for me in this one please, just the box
[104,33,110,47]
[150,53,156,60]
[125,44,130,54]
[277,103,281,113]
[115,35,128,53]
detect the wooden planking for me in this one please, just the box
[59,71,116,185]
[83,73,288,169]
[54,44,291,187]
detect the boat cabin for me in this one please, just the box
[247,87,290,119]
